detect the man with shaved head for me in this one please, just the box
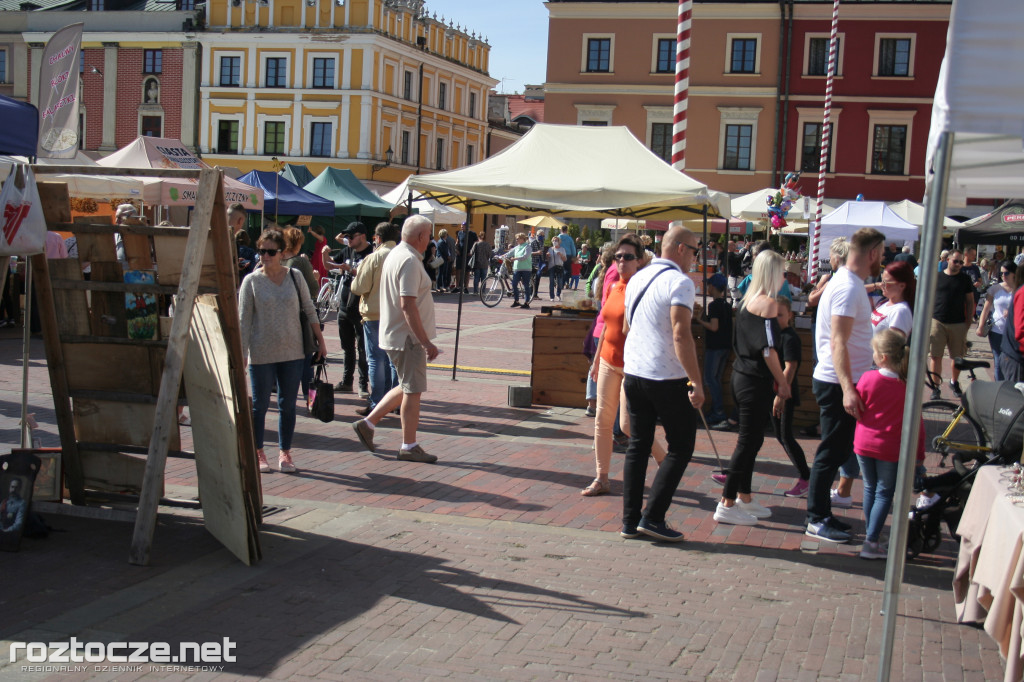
[620,226,704,542]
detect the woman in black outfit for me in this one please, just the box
[712,250,791,526]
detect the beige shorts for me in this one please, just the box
[929,319,968,359]
[386,337,428,394]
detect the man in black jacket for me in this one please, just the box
[332,222,374,393]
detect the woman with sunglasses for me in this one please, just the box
[239,229,327,474]
[977,261,1018,380]
[584,234,665,496]
[870,261,916,337]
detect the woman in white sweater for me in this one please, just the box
[239,229,326,474]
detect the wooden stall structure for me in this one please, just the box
[30,166,261,566]
[531,312,596,408]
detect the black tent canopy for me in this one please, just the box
[955,198,1024,246]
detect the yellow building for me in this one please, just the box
[199,0,496,189]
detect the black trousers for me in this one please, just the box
[338,315,368,388]
[772,398,809,480]
[723,372,774,500]
[808,379,857,523]
[622,374,697,527]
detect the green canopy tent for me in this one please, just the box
[303,167,395,249]
[280,163,315,188]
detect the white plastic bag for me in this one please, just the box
[0,165,47,256]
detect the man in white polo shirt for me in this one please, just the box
[620,226,704,542]
[351,215,441,463]
[806,227,885,543]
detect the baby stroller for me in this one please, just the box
[907,377,1024,559]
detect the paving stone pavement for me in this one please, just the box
[0,297,1004,680]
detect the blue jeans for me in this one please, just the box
[250,358,305,451]
[703,347,730,423]
[569,275,580,289]
[512,270,532,303]
[858,455,899,542]
[363,320,397,408]
[808,379,857,524]
[990,331,1005,381]
[839,452,861,480]
[472,267,487,294]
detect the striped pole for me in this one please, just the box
[809,0,841,282]
[671,0,692,171]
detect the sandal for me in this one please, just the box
[581,479,610,497]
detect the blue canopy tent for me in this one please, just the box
[0,95,39,157]
[236,170,335,218]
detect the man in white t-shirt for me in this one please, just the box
[806,227,886,544]
[620,226,704,543]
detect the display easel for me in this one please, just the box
[29,165,261,566]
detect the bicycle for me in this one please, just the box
[479,256,514,308]
[315,269,344,323]
[922,357,990,469]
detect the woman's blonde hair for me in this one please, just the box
[872,328,908,383]
[515,232,528,241]
[829,237,849,263]
[742,250,786,311]
[439,228,448,238]
[283,227,304,253]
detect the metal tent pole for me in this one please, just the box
[451,201,472,381]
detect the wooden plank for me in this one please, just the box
[532,387,588,408]
[63,343,155,394]
[31,254,87,504]
[531,354,590,372]
[48,259,90,337]
[122,233,153,271]
[152,234,218,288]
[89,262,128,337]
[50,279,216,295]
[72,398,181,451]
[60,223,189,237]
[183,299,256,565]
[79,450,149,493]
[59,334,167,347]
[36,182,72,224]
[76,232,117,265]
[131,167,222,567]
[33,165,201,179]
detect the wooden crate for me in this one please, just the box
[531,315,593,408]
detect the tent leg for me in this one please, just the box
[876,131,954,682]
[20,257,32,449]
[451,202,472,381]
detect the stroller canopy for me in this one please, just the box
[964,381,1024,460]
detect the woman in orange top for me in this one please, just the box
[584,234,665,496]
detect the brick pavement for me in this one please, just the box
[0,296,1004,680]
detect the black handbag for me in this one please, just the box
[289,268,318,356]
[309,361,335,423]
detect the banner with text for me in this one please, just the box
[37,23,83,159]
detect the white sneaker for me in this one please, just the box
[737,499,772,519]
[916,493,941,510]
[859,540,888,560]
[713,502,758,526]
[830,488,853,508]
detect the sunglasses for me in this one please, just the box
[952,259,964,265]
[614,253,638,261]
[258,248,280,257]
[681,243,699,255]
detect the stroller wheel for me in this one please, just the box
[923,531,943,554]
[906,516,925,560]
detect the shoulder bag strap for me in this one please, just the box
[628,266,675,323]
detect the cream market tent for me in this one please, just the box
[887,199,961,229]
[819,200,919,244]
[381,175,466,224]
[1,153,146,200]
[98,137,264,210]
[409,123,730,219]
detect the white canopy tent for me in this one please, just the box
[381,175,466,224]
[880,1,1024,679]
[0,153,145,200]
[409,123,731,219]
[819,200,919,245]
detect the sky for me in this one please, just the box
[423,0,550,92]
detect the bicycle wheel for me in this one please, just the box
[315,282,334,323]
[921,400,985,461]
[480,275,504,308]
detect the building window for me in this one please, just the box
[655,38,674,74]
[179,0,195,9]
[80,51,84,73]
[871,124,907,174]
[435,138,445,170]
[79,111,85,149]
[723,124,752,170]
[89,0,104,9]
[401,130,410,164]
[650,122,672,163]
[217,120,239,154]
[403,71,413,101]
[586,38,611,73]
[581,120,608,127]
[466,144,474,166]
[312,58,334,88]
[807,37,840,77]
[730,38,757,74]
[143,50,162,75]
[219,57,240,87]
[141,116,162,137]
[310,122,332,157]
[266,58,286,88]
[0,51,6,84]
[264,121,285,155]
[469,92,477,118]
[438,82,446,110]
[878,38,911,77]
[800,122,832,173]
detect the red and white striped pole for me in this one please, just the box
[809,0,841,282]
[671,0,692,171]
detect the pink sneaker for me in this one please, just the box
[711,472,727,485]
[278,450,296,473]
[257,450,271,473]
[785,479,809,498]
